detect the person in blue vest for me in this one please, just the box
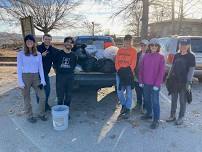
[37,34,58,111]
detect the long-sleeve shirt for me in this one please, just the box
[115,47,137,72]
[53,50,77,74]
[139,52,165,87]
[17,50,46,87]
[37,43,58,75]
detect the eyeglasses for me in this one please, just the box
[150,44,159,47]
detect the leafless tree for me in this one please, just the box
[81,20,103,35]
[0,0,81,34]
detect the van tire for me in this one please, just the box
[198,78,202,83]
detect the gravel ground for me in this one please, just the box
[0,67,202,152]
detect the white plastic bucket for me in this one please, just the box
[51,105,69,131]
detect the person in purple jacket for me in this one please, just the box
[139,38,165,129]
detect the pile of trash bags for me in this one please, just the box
[73,42,119,73]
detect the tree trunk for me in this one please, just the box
[171,0,175,35]
[141,0,149,39]
[178,0,183,35]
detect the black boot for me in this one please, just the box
[150,120,159,129]
[141,114,152,120]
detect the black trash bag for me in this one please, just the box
[95,59,116,73]
[82,57,97,72]
[72,44,88,66]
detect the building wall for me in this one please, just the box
[149,21,202,37]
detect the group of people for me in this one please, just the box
[17,34,195,129]
[115,35,195,129]
[17,34,76,123]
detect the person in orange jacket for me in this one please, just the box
[115,35,137,118]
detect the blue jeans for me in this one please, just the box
[134,81,144,106]
[143,84,160,121]
[116,74,132,109]
[37,74,50,105]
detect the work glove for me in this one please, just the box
[139,83,144,88]
[186,81,192,92]
[153,86,159,91]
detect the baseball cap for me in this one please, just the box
[149,38,160,45]
[140,39,149,45]
[179,38,191,45]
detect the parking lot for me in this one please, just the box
[0,67,202,152]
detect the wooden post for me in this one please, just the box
[20,16,35,38]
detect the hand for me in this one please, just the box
[153,86,159,91]
[42,50,48,57]
[41,81,46,86]
[38,84,44,90]
[18,83,25,89]
[186,81,192,92]
[18,85,25,89]
[139,83,144,88]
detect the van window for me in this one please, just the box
[191,39,202,53]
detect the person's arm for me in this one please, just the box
[115,50,120,72]
[130,48,137,72]
[138,56,144,85]
[154,56,165,87]
[38,53,46,86]
[187,67,195,82]
[17,52,25,88]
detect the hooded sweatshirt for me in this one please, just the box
[115,47,137,72]
[139,52,165,87]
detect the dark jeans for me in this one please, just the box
[56,73,74,107]
[171,87,187,118]
[134,81,144,106]
[143,84,160,121]
[36,74,50,105]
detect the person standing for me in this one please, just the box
[53,37,77,111]
[115,35,137,118]
[166,38,195,125]
[134,39,149,112]
[37,34,58,111]
[139,38,165,129]
[17,34,47,123]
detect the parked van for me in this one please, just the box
[158,36,202,82]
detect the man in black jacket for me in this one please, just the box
[37,34,58,111]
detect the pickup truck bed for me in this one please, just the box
[74,72,116,89]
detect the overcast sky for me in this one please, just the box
[0,0,201,36]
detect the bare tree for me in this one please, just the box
[0,0,81,34]
[111,0,150,39]
[81,20,103,35]
[125,2,143,36]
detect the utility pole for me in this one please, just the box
[92,22,95,36]
[171,0,175,35]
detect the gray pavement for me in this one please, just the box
[0,76,202,152]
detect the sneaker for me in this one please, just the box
[150,120,159,129]
[120,106,127,115]
[166,116,176,122]
[27,117,37,123]
[38,115,48,121]
[175,118,184,125]
[121,109,131,119]
[141,114,152,120]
